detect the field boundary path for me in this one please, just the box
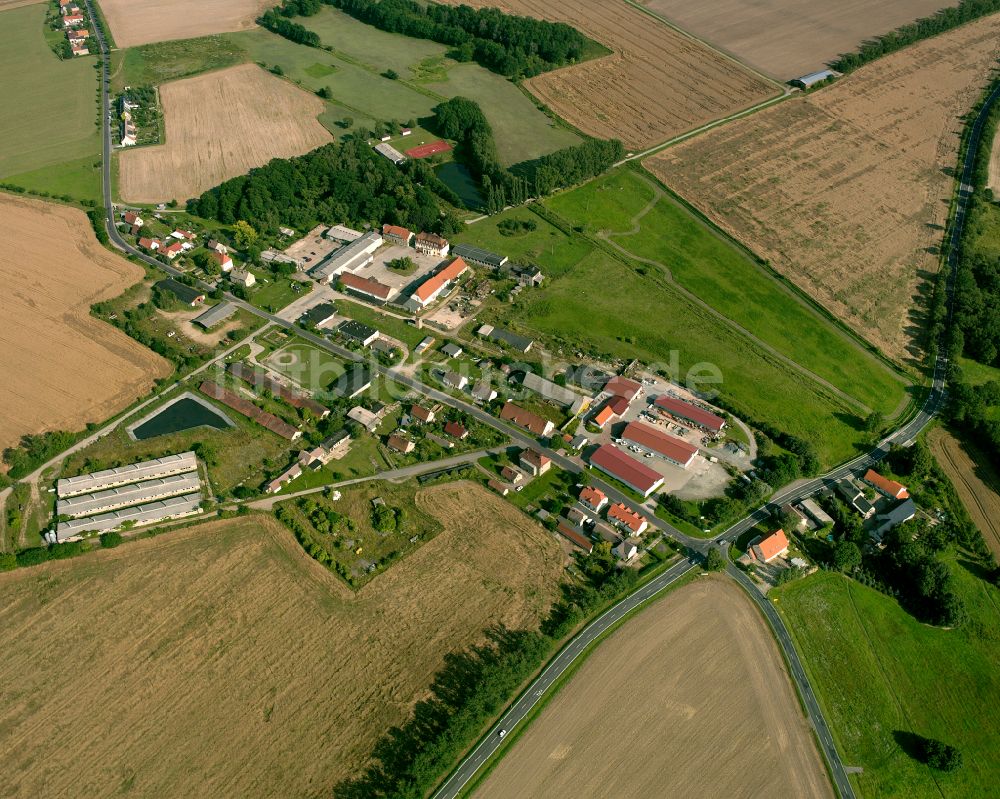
[81,6,1000,795]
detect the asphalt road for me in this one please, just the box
[432,558,696,799]
[84,14,1000,798]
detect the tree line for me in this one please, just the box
[280,0,592,78]
[188,137,464,234]
[432,96,624,213]
[830,0,1000,72]
[332,544,643,797]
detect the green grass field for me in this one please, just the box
[267,341,349,392]
[3,154,103,204]
[336,300,425,349]
[544,169,909,416]
[248,273,311,314]
[0,5,100,182]
[775,568,1000,798]
[109,35,247,91]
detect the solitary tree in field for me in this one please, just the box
[704,547,726,571]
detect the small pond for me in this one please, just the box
[130,397,233,441]
[435,162,484,210]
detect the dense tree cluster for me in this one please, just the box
[831,0,1000,72]
[258,8,321,46]
[4,431,81,480]
[946,378,1000,466]
[319,0,590,78]
[431,97,623,213]
[188,138,460,234]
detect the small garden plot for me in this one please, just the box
[275,481,443,587]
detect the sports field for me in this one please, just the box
[440,0,779,150]
[641,0,948,80]
[648,15,1000,362]
[118,63,331,203]
[266,340,349,392]
[475,578,832,798]
[776,569,1000,798]
[0,4,100,182]
[0,195,169,452]
[0,483,563,797]
[100,0,271,47]
[545,168,908,417]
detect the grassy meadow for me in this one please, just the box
[0,4,100,187]
[775,568,1000,798]
[544,168,910,416]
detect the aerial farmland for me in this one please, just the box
[118,63,332,203]
[648,14,1000,361]
[99,0,273,47]
[441,0,780,149]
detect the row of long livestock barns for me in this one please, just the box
[53,452,204,541]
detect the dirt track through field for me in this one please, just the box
[648,16,1000,362]
[439,0,778,150]
[642,0,949,80]
[474,577,833,799]
[119,64,332,204]
[0,194,169,452]
[929,428,1000,559]
[0,483,564,798]
[100,0,272,47]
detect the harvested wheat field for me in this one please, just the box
[100,0,272,47]
[119,64,331,203]
[441,0,778,150]
[642,0,948,80]
[0,483,564,798]
[648,16,1000,361]
[929,427,1000,559]
[475,577,832,799]
[0,194,169,452]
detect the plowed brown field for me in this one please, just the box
[929,427,1000,559]
[642,0,948,80]
[0,483,564,798]
[0,194,169,452]
[440,0,778,150]
[474,577,832,799]
[648,15,1000,361]
[119,64,332,204]
[100,0,272,47]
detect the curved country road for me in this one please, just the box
[81,11,1000,798]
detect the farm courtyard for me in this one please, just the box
[0,483,564,797]
[647,14,1000,362]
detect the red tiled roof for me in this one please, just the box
[387,434,413,452]
[621,421,698,466]
[863,469,909,499]
[413,256,467,303]
[500,402,552,436]
[654,395,725,432]
[608,502,646,534]
[589,445,663,495]
[381,223,411,240]
[411,404,434,422]
[138,237,155,249]
[123,211,139,224]
[592,404,615,428]
[753,529,789,562]
[339,271,393,300]
[521,449,550,469]
[556,520,593,553]
[444,421,467,439]
[162,242,183,254]
[579,486,606,509]
[210,251,231,265]
[604,376,642,402]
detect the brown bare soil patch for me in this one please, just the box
[100,0,272,48]
[642,0,948,80]
[0,482,563,798]
[0,194,169,452]
[119,64,332,204]
[929,427,1000,559]
[647,16,1000,361]
[475,577,832,799]
[440,0,778,150]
